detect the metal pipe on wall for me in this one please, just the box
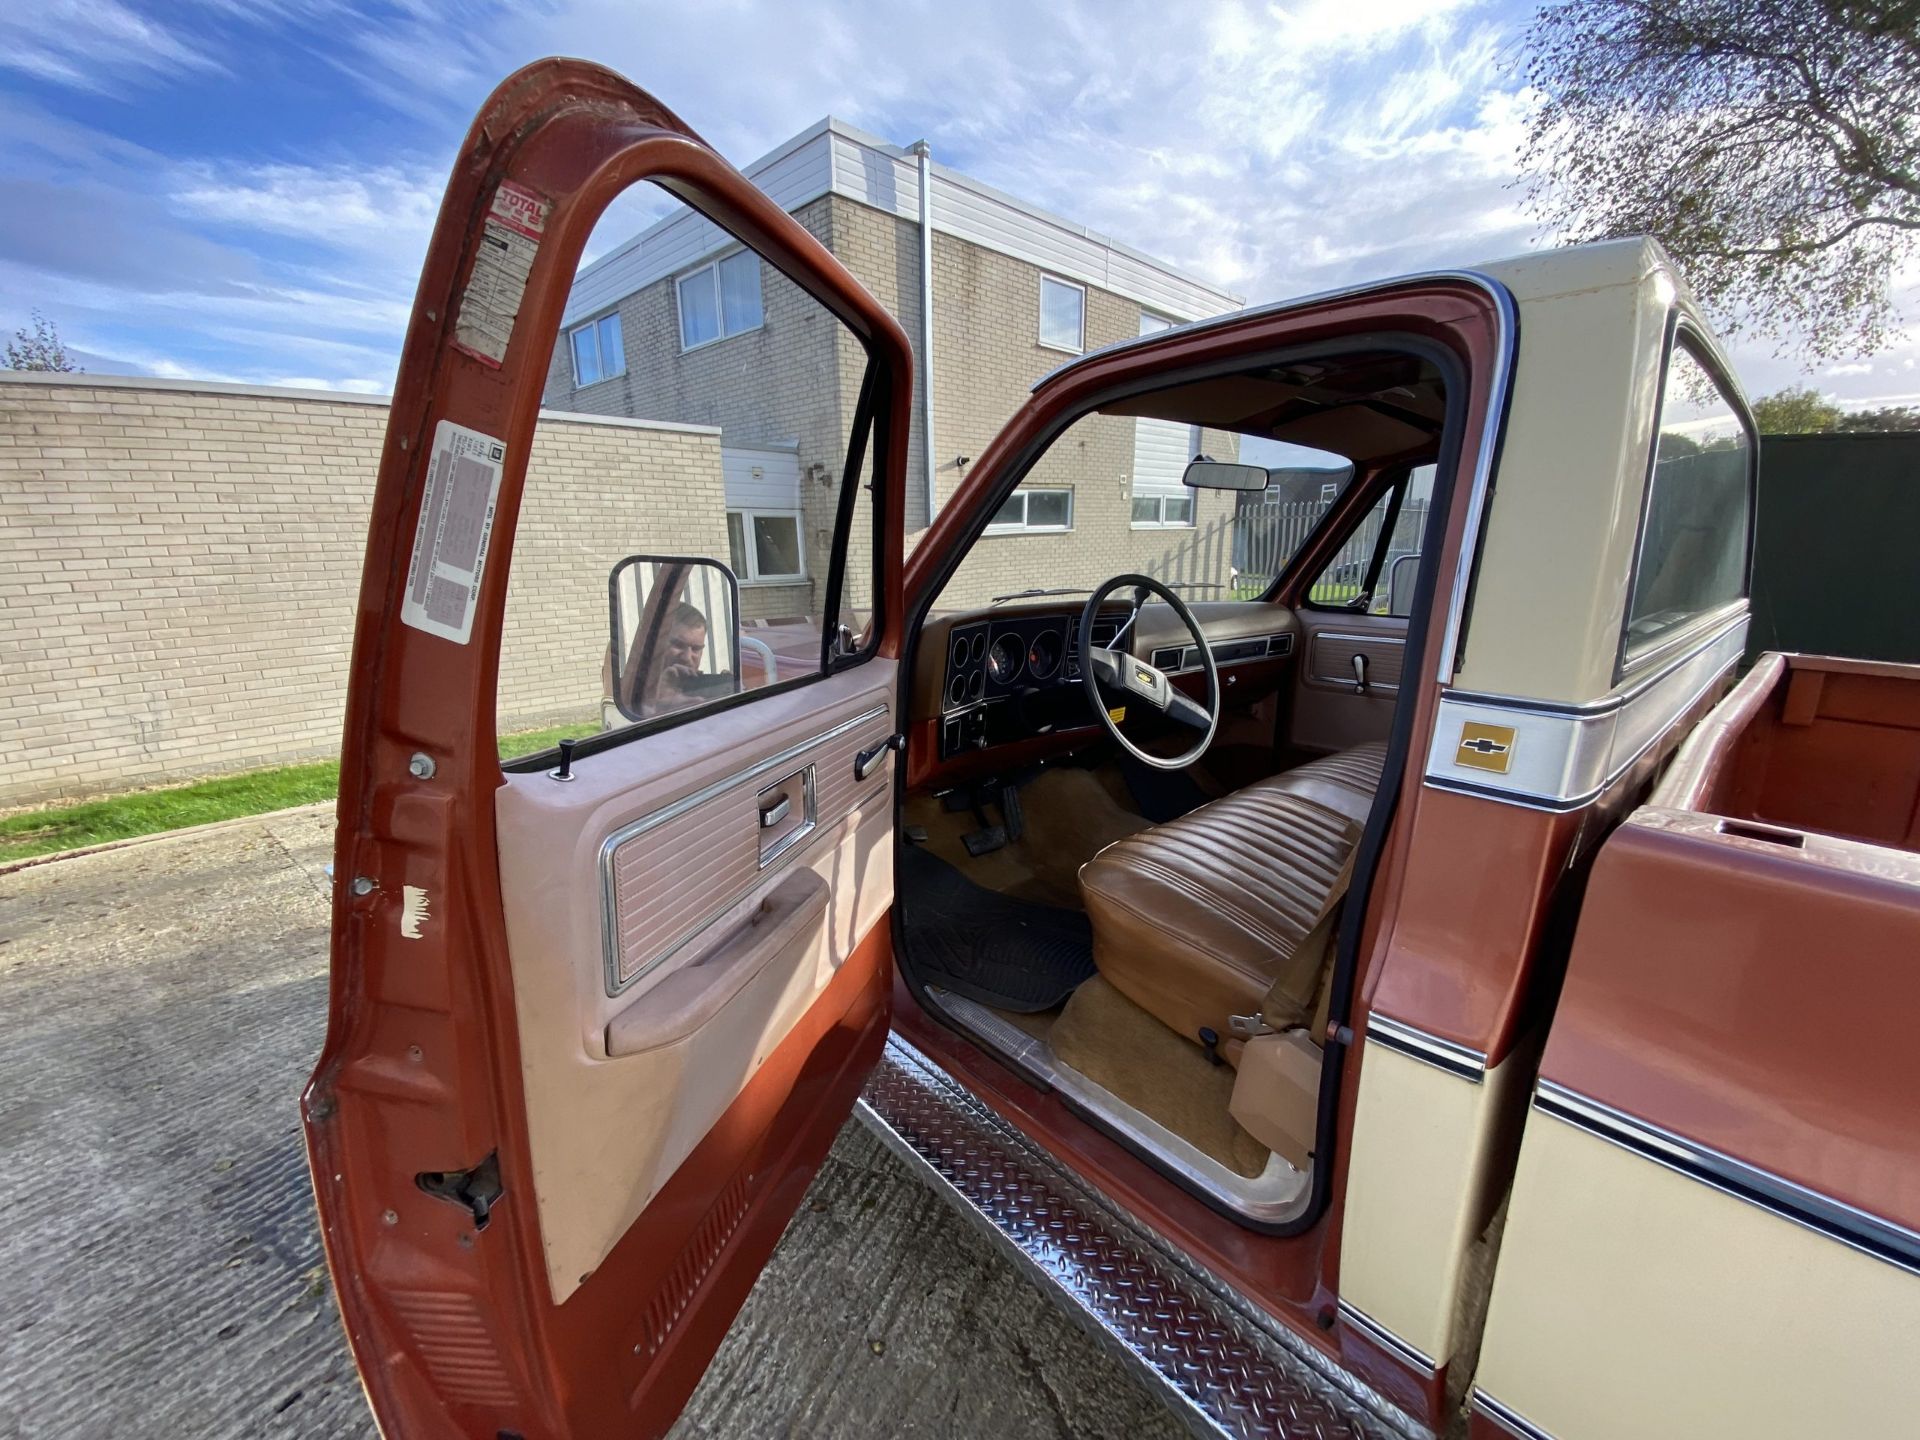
[911,141,937,525]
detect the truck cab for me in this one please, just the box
[304,60,1920,1439]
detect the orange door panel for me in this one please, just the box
[302,60,913,1438]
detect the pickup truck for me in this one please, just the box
[303,60,1920,1440]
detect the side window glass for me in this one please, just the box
[1623,342,1753,666]
[496,187,878,762]
[1304,465,1432,613]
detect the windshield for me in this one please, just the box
[930,410,1355,613]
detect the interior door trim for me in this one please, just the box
[597,703,887,995]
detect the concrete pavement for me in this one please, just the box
[0,810,1182,1439]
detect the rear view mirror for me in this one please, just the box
[1182,459,1269,492]
[606,556,744,724]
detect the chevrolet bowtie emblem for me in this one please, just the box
[1135,668,1153,684]
[1455,721,1518,774]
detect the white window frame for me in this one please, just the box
[568,312,625,387]
[1130,493,1197,529]
[1037,275,1086,354]
[728,507,806,585]
[984,487,1074,535]
[677,249,765,353]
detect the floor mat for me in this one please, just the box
[1050,976,1271,1178]
[899,843,1095,1012]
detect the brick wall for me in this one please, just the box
[0,374,724,808]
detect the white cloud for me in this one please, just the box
[0,1,221,91]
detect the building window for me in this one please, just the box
[1038,276,1085,353]
[1130,494,1195,527]
[568,312,625,387]
[678,250,764,351]
[985,487,1074,534]
[727,509,806,583]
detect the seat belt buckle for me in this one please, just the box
[1228,1013,1272,1041]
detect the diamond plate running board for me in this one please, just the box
[856,1032,1428,1440]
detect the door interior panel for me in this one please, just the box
[1291,613,1407,753]
[494,663,898,1301]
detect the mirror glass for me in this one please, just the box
[607,556,745,724]
[1182,459,1269,492]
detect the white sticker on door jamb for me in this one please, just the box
[452,178,550,367]
[400,420,505,645]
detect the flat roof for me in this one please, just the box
[564,118,1244,329]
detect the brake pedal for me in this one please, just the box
[962,826,1007,857]
[999,784,1025,842]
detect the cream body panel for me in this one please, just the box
[1341,1039,1530,1366]
[1452,240,1673,704]
[494,664,897,1302]
[1476,1112,1920,1438]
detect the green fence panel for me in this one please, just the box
[1748,433,1920,665]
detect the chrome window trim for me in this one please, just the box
[1336,1299,1438,1378]
[1422,610,1746,812]
[1030,268,1519,685]
[1365,1013,1487,1084]
[597,704,889,996]
[1471,1388,1557,1440]
[1535,1080,1920,1279]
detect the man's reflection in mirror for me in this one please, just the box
[642,601,708,715]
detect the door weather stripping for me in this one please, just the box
[857,1032,1425,1440]
[1534,1080,1920,1278]
[1365,1013,1487,1084]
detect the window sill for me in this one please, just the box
[1036,339,1083,356]
[678,322,766,356]
[983,525,1073,537]
[739,575,808,587]
[570,371,627,390]
[1130,521,1196,531]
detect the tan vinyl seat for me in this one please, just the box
[1078,743,1387,1056]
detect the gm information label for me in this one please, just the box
[400,420,505,645]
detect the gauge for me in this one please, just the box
[1026,629,1062,680]
[948,675,968,707]
[970,631,987,662]
[951,634,970,668]
[987,634,1025,685]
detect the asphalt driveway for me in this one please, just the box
[0,810,1181,1439]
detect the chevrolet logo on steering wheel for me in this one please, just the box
[1135,667,1154,685]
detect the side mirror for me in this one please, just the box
[1386,551,1422,618]
[606,555,744,724]
[1182,459,1270,492]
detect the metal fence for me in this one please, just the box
[1149,497,1429,603]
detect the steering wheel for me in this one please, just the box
[1078,574,1220,771]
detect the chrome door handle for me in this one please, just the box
[1352,652,1369,694]
[758,794,791,829]
[855,733,905,781]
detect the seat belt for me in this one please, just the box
[1230,834,1359,1042]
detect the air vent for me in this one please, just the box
[634,1171,752,1360]
[1269,633,1294,657]
[1150,646,1182,670]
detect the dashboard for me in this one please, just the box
[928,601,1301,764]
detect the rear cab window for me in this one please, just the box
[1620,338,1754,673]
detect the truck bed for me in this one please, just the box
[1656,651,1920,853]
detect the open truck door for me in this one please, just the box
[302,61,912,1437]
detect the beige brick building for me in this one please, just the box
[544,119,1245,616]
[0,373,725,807]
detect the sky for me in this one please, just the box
[3,0,1915,408]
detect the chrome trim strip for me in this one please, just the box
[597,704,888,996]
[1535,1080,1920,1279]
[858,1032,1424,1439]
[755,764,818,870]
[1471,1388,1556,1440]
[1423,612,1745,811]
[1365,1013,1487,1084]
[1336,1300,1438,1378]
[1028,268,1519,685]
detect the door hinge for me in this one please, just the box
[416,1151,504,1229]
